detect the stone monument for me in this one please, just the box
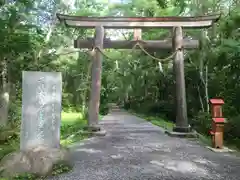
[0,71,71,178]
[20,71,62,150]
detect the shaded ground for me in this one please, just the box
[50,110,240,180]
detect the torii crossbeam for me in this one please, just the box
[74,38,199,49]
[56,14,220,29]
[57,13,220,136]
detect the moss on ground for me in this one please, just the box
[131,112,174,131]
[60,112,90,146]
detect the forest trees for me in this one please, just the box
[0,0,239,146]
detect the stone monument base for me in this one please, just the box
[206,146,236,153]
[0,145,71,178]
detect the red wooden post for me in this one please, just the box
[210,99,224,118]
[209,98,226,149]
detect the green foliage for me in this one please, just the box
[12,173,39,180]
[51,162,72,176]
[0,106,21,160]
[99,104,109,116]
[60,112,90,146]
[190,112,212,135]
[8,100,22,123]
[61,120,86,138]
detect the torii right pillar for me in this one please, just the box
[166,26,197,137]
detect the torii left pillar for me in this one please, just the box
[88,26,104,131]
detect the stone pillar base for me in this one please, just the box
[93,130,107,136]
[84,125,106,136]
[165,125,198,138]
[165,130,198,138]
[85,125,101,132]
[173,126,191,133]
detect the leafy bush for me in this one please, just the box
[224,115,240,148]
[8,100,21,123]
[99,105,109,115]
[190,111,212,135]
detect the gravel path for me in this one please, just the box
[50,110,240,180]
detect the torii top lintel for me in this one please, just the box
[56,13,220,29]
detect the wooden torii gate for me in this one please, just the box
[57,14,220,135]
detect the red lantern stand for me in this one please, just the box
[209,98,226,149]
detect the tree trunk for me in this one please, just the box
[82,61,92,116]
[205,65,209,112]
[37,4,60,63]
[197,85,204,112]
[0,59,10,126]
[199,30,210,113]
